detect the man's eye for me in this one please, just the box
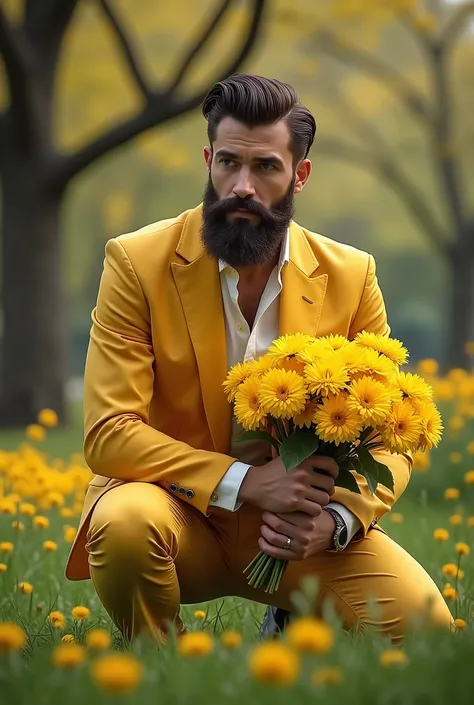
[260,162,276,171]
[219,158,236,167]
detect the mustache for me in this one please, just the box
[204,195,272,220]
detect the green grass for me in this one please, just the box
[1,406,474,703]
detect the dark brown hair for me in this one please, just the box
[202,74,316,163]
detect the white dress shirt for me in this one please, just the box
[208,229,361,549]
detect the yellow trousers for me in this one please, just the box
[86,482,452,644]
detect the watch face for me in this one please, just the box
[339,527,348,546]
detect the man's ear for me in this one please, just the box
[204,146,213,170]
[293,159,311,194]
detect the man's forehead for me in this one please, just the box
[213,116,292,156]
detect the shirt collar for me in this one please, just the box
[218,227,290,274]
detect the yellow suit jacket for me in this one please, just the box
[65,204,412,580]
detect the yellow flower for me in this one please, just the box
[52,643,86,668]
[464,470,474,485]
[0,499,16,515]
[0,542,14,553]
[319,334,350,351]
[259,368,308,419]
[443,585,458,600]
[193,610,206,621]
[33,516,49,529]
[37,408,58,427]
[267,333,313,373]
[442,564,464,579]
[305,357,349,397]
[454,618,466,630]
[19,503,36,516]
[293,398,319,428]
[450,514,463,526]
[43,540,58,552]
[91,653,143,694]
[286,617,334,653]
[417,401,443,451]
[18,582,33,594]
[64,526,77,543]
[0,564,7,572]
[467,441,474,455]
[85,629,112,650]
[444,488,460,500]
[234,376,267,431]
[393,371,433,407]
[314,393,364,445]
[390,513,404,524]
[178,632,214,656]
[455,542,470,556]
[60,507,74,518]
[26,424,45,442]
[347,376,393,426]
[450,452,463,464]
[433,528,449,542]
[467,517,474,527]
[220,631,242,649]
[379,649,408,667]
[72,605,90,620]
[312,666,344,686]
[248,355,276,376]
[0,622,27,653]
[48,611,65,629]
[417,358,438,377]
[354,332,409,366]
[380,399,422,454]
[61,634,76,643]
[299,338,334,365]
[350,346,397,383]
[223,361,257,401]
[449,416,465,431]
[413,450,430,472]
[248,641,300,686]
[12,520,24,531]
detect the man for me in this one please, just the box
[65,74,452,645]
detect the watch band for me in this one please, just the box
[324,507,348,552]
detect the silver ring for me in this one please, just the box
[285,536,292,550]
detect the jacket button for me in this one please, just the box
[211,492,218,502]
[186,489,195,499]
[169,484,177,492]
[178,487,186,495]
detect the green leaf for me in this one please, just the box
[374,461,394,493]
[335,467,361,494]
[280,431,319,471]
[356,446,394,495]
[235,430,280,453]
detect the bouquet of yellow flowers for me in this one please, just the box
[223,331,443,594]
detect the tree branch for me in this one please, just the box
[51,0,266,189]
[96,0,153,102]
[441,1,474,48]
[167,0,233,93]
[316,137,450,260]
[315,30,435,128]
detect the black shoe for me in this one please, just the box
[258,606,291,640]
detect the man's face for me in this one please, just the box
[201,117,310,268]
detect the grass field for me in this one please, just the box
[0,393,474,704]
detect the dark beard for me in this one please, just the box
[200,177,295,268]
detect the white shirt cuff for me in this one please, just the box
[209,462,251,511]
[326,501,362,549]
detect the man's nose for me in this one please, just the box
[232,168,256,199]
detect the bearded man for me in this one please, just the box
[65,74,452,644]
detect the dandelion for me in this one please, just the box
[417,358,438,376]
[380,399,423,454]
[464,471,474,485]
[354,332,409,365]
[455,543,470,556]
[444,488,460,500]
[248,641,300,686]
[0,542,14,554]
[63,526,77,543]
[0,564,7,572]
[11,520,24,531]
[305,357,349,397]
[91,653,143,694]
[442,564,464,580]
[60,507,74,518]
[454,619,466,630]
[390,513,404,524]
[178,632,213,656]
[43,540,58,552]
[72,605,90,620]
[379,649,408,667]
[467,517,474,527]
[413,450,431,472]
[443,585,458,600]
[61,634,76,643]
[18,582,33,594]
[450,514,463,526]
[450,452,463,464]
[259,368,308,418]
[433,529,449,542]
[85,629,112,651]
[26,424,45,442]
[312,666,344,686]
[193,610,206,621]
[0,623,27,653]
[314,394,364,445]
[52,643,85,669]
[48,611,65,629]
[33,516,49,529]
[38,408,58,427]
[234,376,267,431]
[449,416,465,431]
[467,441,474,455]
[286,617,334,653]
[19,503,36,516]
[220,631,242,649]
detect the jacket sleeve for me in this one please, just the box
[82,238,235,515]
[331,254,413,536]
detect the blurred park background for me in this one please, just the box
[0,0,473,428]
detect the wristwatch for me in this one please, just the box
[324,507,348,552]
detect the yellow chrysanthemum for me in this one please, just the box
[347,376,393,426]
[293,398,319,429]
[48,611,65,629]
[393,371,433,408]
[247,355,276,376]
[234,376,267,431]
[72,605,90,620]
[267,333,313,373]
[455,542,470,556]
[319,334,350,351]
[313,394,364,446]
[298,338,334,365]
[259,369,308,419]
[305,357,349,398]
[223,361,256,401]
[433,528,449,542]
[349,347,397,383]
[354,332,409,366]
[416,400,443,451]
[380,399,423,454]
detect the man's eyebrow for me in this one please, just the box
[214,149,284,167]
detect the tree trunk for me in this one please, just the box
[0,156,67,427]
[447,236,474,370]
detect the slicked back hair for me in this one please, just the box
[202,74,316,164]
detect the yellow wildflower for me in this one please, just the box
[454,618,466,630]
[193,610,206,621]
[353,332,408,366]
[72,605,90,620]
[305,357,349,397]
[43,540,58,552]
[12,521,24,531]
[449,416,465,431]
[393,371,433,406]
[63,526,77,543]
[433,529,449,542]
[61,634,76,643]
[267,332,313,373]
[223,361,257,401]
[417,401,443,451]
[313,393,364,445]
[286,617,334,653]
[0,542,14,553]
[0,622,27,653]
[450,514,463,526]
[350,347,397,383]
[18,582,33,594]
[455,543,470,556]
[390,513,404,524]
[220,631,242,649]
[178,632,214,656]
[234,376,267,431]
[443,585,458,600]
[37,408,58,427]
[379,649,408,667]
[60,507,74,518]
[26,424,45,442]
[450,452,463,464]
[467,517,474,527]
[85,629,112,650]
[464,470,474,485]
[0,564,7,572]
[444,488,460,500]
[19,503,36,516]
[259,368,308,419]
[467,441,474,455]
[248,641,300,686]
[52,643,86,668]
[413,450,430,472]
[347,376,393,426]
[48,611,65,629]
[416,359,438,377]
[442,564,464,579]
[33,516,49,529]
[312,666,344,686]
[91,653,143,694]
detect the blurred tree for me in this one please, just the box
[0,0,266,426]
[284,0,474,368]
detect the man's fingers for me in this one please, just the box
[258,536,300,561]
[306,455,339,479]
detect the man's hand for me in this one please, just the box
[258,509,337,561]
[238,455,338,516]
